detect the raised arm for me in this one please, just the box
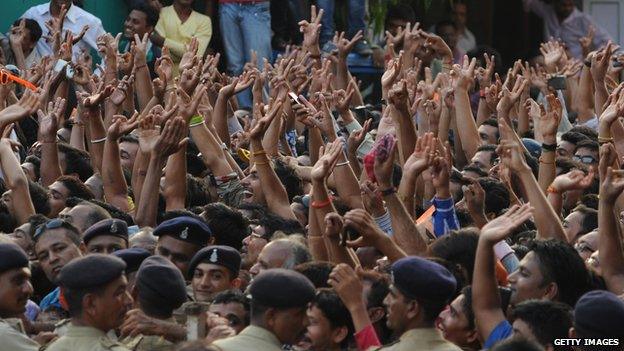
[0,139,34,224]
[133,33,154,111]
[473,204,534,341]
[103,114,139,213]
[535,94,562,192]
[598,145,624,295]
[38,98,67,187]
[453,56,481,160]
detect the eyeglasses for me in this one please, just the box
[0,70,37,91]
[573,155,597,165]
[34,218,69,239]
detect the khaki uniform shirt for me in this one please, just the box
[211,325,282,351]
[44,323,130,351]
[0,318,39,351]
[373,328,462,351]
[121,334,174,351]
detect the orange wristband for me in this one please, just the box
[311,198,332,208]
[546,185,559,194]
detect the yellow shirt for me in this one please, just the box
[155,6,212,74]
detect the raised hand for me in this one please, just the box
[497,76,528,114]
[109,75,134,106]
[579,25,595,55]
[600,166,624,203]
[81,83,114,108]
[360,181,385,217]
[108,112,139,140]
[404,132,434,177]
[373,134,397,188]
[476,53,495,88]
[540,40,565,71]
[342,208,387,248]
[496,139,529,173]
[332,30,363,59]
[550,169,594,193]
[9,19,28,47]
[155,46,174,83]
[333,88,355,114]
[591,42,615,82]
[176,84,207,122]
[219,72,254,98]
[0,89,40,128]
[179,37,199,71]
[328,264,366,313]
[347,119,371,156]
[37,97,67,143]
[133,33,150,66]
[180,66,201,95]
[311,139,343,182]
[421,30,453,61]
[453,55,477,90]
[539,94,562,140]
[249,99,284,141]
[298,5,324,50]
[381,52,403,90]
[463,180,486,217]
[479,203,534,243]
[118,51,134,75]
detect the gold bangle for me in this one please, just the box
[254,161,269,165]
[252,149,267,156]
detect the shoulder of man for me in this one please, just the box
[99,336,132,351]
[122,334,173,351]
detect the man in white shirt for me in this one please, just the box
[21,0,106,59]
[452,2,476,53]
[523,0,611,59]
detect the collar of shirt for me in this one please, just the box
[35,3,80,24]
[66,323,108,338]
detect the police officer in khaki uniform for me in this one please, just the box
[376,256,460,351]
[210,269,315,351]
[44,254,133,351]
[0,243,41,350]
[121,255,187,351]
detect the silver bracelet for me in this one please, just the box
[336,161,350,167]
[90,136,107,144]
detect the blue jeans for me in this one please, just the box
[317,0,366,45]
[220,2,272,109]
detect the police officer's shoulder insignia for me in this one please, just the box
[209,248,218,263]
[180,227,189,239]
[100,336,131,350]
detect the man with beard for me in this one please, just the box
[45,254,133,351]
[211,269,315,351]
[33,219,85,319]
[0,243,46,350]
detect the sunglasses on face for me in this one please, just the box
[573,155,596,164]
[0,70,37,91]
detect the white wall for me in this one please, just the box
[583,0,624,44]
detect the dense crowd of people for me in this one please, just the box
[0,0,623,350]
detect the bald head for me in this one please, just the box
[250,239,311,277]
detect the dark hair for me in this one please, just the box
[568,126,598,141]
[88,199,135,226]
[159,209,204,223]
[574,139,599,153]
[490,338,545,351]
[186,175,211,208]
[186,147,207,178]
[430,228,479,283]
[23,155,41,180]
[12,18,42,43]
[478,177,510,216]
[294,261,335,289]
[130,0,159,27]
[202,203,249,251]
[64,197,111,229]
[26,214,49,238]
[28,180,51,216]
[57,175,94,201]
[57,143,94,182]
[527,239,592,306]
[462,165,488,178]
[310,289,354,348]
[480,118,500,140]
[467,45,504,77]
[385,4,416,24]
[435,20,457,34]
[571,204,598,236]
[262,213,305,238]
[578,194,598,210]
[119,134,138,145]
[560,131,589,146]
[273,159,303,202]
[510,300,573,350]
[460,286,475,330]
